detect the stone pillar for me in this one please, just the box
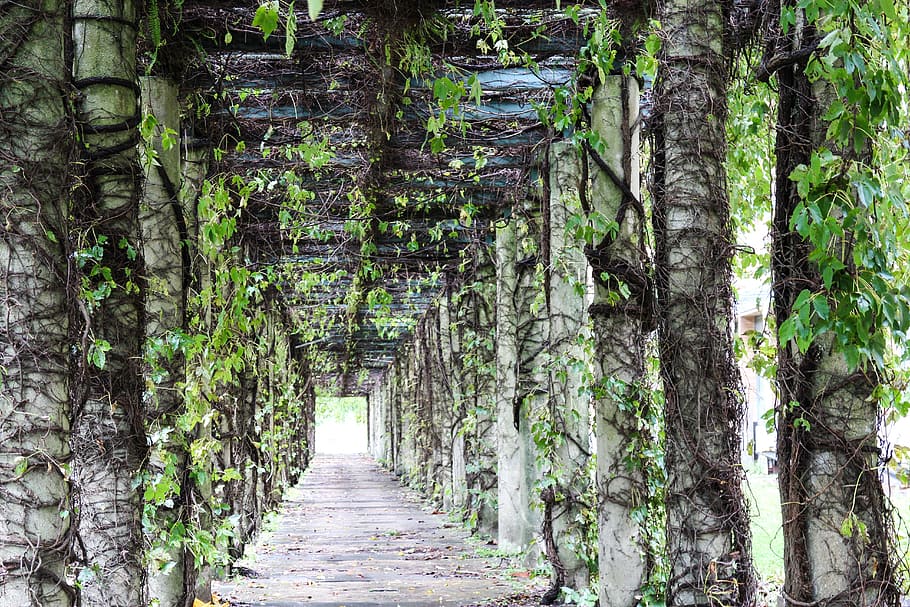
[140,76,192,607]
[547,140,592,592]
[368,381,382,460]
[440,290,467,511]
[469,257,500,536]
[495,217,535,552]
[380,364,396,470]
[589,77,649,607]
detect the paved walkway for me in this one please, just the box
[214,454,537,607]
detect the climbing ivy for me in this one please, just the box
[774,0,910,369]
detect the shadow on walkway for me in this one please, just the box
[214,454,543,606]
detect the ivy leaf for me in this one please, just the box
[13,457,28,478]
[220,467,243,482]
[813,295,830,320]
[285,2,297,57]
[307,0,323,21]
[778,316,796,345]
[88,339,112,370]
[840,515,854,538]
[252,1,280,41]
[468,74,482,106]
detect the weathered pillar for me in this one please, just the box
[546,141,592,593]
[495,217,535,552]
[140,75,193,607]
[0,2,73,604]
[465,256,499,535]
[654,0,754,599]
[387,358,401,472]
[439,290,467,511]
[379,369,393,465]
[368,381,382,460]
[588,77,650,607]
[395,354,412,477]
[70,0,146,601]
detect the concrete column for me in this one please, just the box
[470,259,500,536]
[495,217,535,552]
[140,76,191,607]
[547,140,592,592]
[382,370,393,465]
[398,351,417,480]
[439,290,467,511]
[589,77,649,607]
[390,356,403,475]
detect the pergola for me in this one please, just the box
[174,0,595,393]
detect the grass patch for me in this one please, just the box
[745,471,784,581]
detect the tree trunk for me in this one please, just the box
[0,1,73,604]
[771,8,899,605]
[70,0,146,603]
[652,0,754,603]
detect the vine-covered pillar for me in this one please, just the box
[770,4,899,603]
[545,141,592,594]
[139,75,194,607]
[405,326,422,482]
[431,304,453,505]
[391,354,406,476]
[368,380,382,460]
[377,368,394,465]
[495,215,538,552]
[412,311,440,494]
[70,0,148,602]
[178,135,212,603]
[0,1,74,604]
[585,78,651,607]
[302,370,316,469]
[652,0,754,601]
[396,347,412,475]
[439,288,467,512]
[462,254,499,535]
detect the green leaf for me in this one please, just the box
[307,0,323,21]
[88,339,112,370]
[13,457,28,478]
[840,515,854,538]
[285,2,297,57]
[793,289,811,311]
[843,344,860,369]
[220,467,243,482]
[469,74,482,106]
[822,264,834,289]
[252,1,280,41]
[813,295,830,320]
[778,316,796,345]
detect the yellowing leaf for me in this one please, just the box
[193,595,228,607]
[307,0,323,21]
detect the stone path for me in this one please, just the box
[214,454,541,607]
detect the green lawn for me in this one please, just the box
[744,471,784,581]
